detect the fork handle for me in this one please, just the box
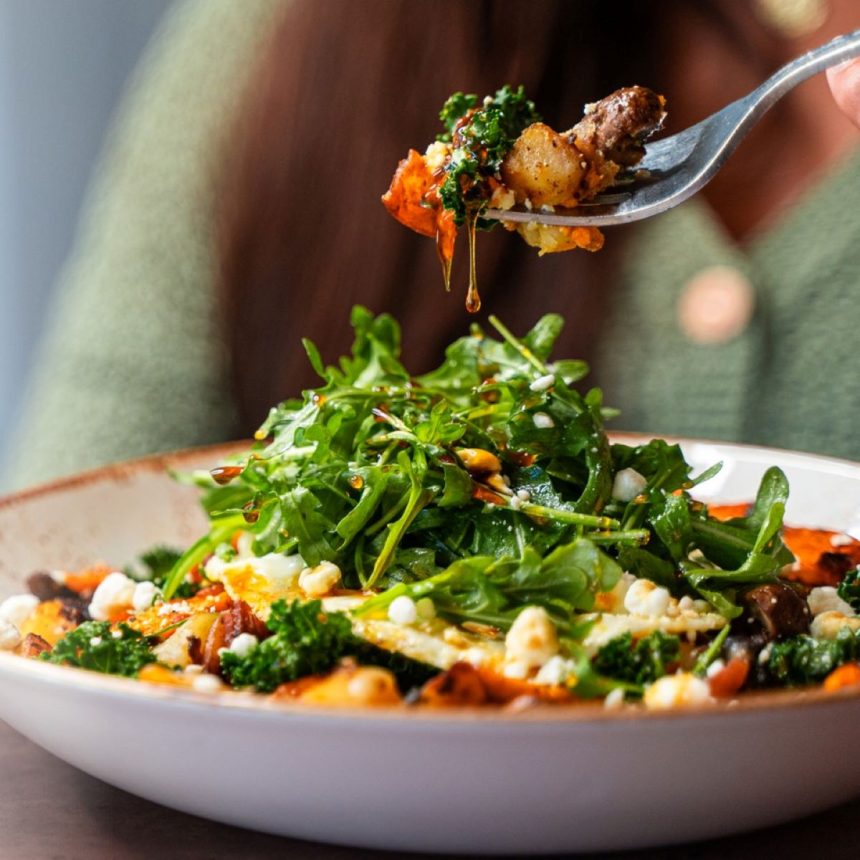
[751,28,860,112]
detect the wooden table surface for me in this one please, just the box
[2,719,859,860]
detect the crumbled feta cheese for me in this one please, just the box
[624,579,671,618]
[830,533,855,547]
[388,595,418,626]
[611,468,647,503]
[810,611,860,640]
[226,632,259,659]
[598,572,636,613]
[516,489,531,502]
[90,636,103,647]
[603,687,626,710]
[183,664,204,675]
[415,597,436,621]
[534,655,574,686]
[489,184,516,211]
[509,495,523,511]
[503,660,530,680]
[644,672,712,710]
[424,140,451,171]
[505,606,559,668]
[0,617,22,651]
[191,674,224,694]
[132,581,160,613]
[158,600,191,617]
[461,647,487,667]
[807,586,855,618]
[532,412,555,429]
[88,572,136,621]
[678,596,695,612]
[705,659,726,679]
[298,561,342,597]
[0,593,40,629]
[529,373,555,393]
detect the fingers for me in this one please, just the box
[826,59,860,129]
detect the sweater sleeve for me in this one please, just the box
[3,0,285,490]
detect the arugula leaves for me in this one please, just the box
[162,307,796,688]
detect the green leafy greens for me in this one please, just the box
[837,566,860,612]
[220,599,356,693]
[160,307,797,697]
[43,622,156,677]
[593,631,681,690]
[437,85,540,225]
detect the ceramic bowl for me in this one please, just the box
[0,438,858,854]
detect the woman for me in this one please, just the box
[5,0,860,489]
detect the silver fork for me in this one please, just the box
[484,28,860,228]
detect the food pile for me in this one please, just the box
[3,310,860,708]
[382,84,666,310]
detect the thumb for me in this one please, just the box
[827,59,860,128]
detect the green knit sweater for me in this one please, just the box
[5,0,860,490]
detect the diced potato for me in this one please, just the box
[512,222,604,255]
[501,123,585,207]
[152,612,218,668]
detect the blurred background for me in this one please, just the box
[0,0,170,452]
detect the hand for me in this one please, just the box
[827,59,860,128]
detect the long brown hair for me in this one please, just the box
[216,1,682,433]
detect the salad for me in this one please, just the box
[2,309,860,709]
[382,84,666,310]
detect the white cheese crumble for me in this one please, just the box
[132,581,160,613]
[611,468,647,503]
[624,579,671,618]
[534,655,574,686]
[830,533,855,547]
[603,687,626,710]
[191,674,224,694]
[388,595,418,626]
[644,672,712,710]
[0,617,22,651]
[298,561,342,597]
[424,140,451,172]
[88,572,136,621]
[505,606,559,668]
[529,373,555,393]
[807,586,854,618]
[0,593,40,629]
[226,632,259,659]
[532,412,555,430]
[810,611,860,640]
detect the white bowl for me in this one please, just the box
[0,438,859,855]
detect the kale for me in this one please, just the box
[765,626,860,686]
[437,84,541,224]
[438,92,479,139]
[43,621,156,677]
[837,566,860,611]
[220,599,357,693]
[593,631,681,687]
[220,598,436,694]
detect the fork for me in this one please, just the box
[483,28,860,228]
